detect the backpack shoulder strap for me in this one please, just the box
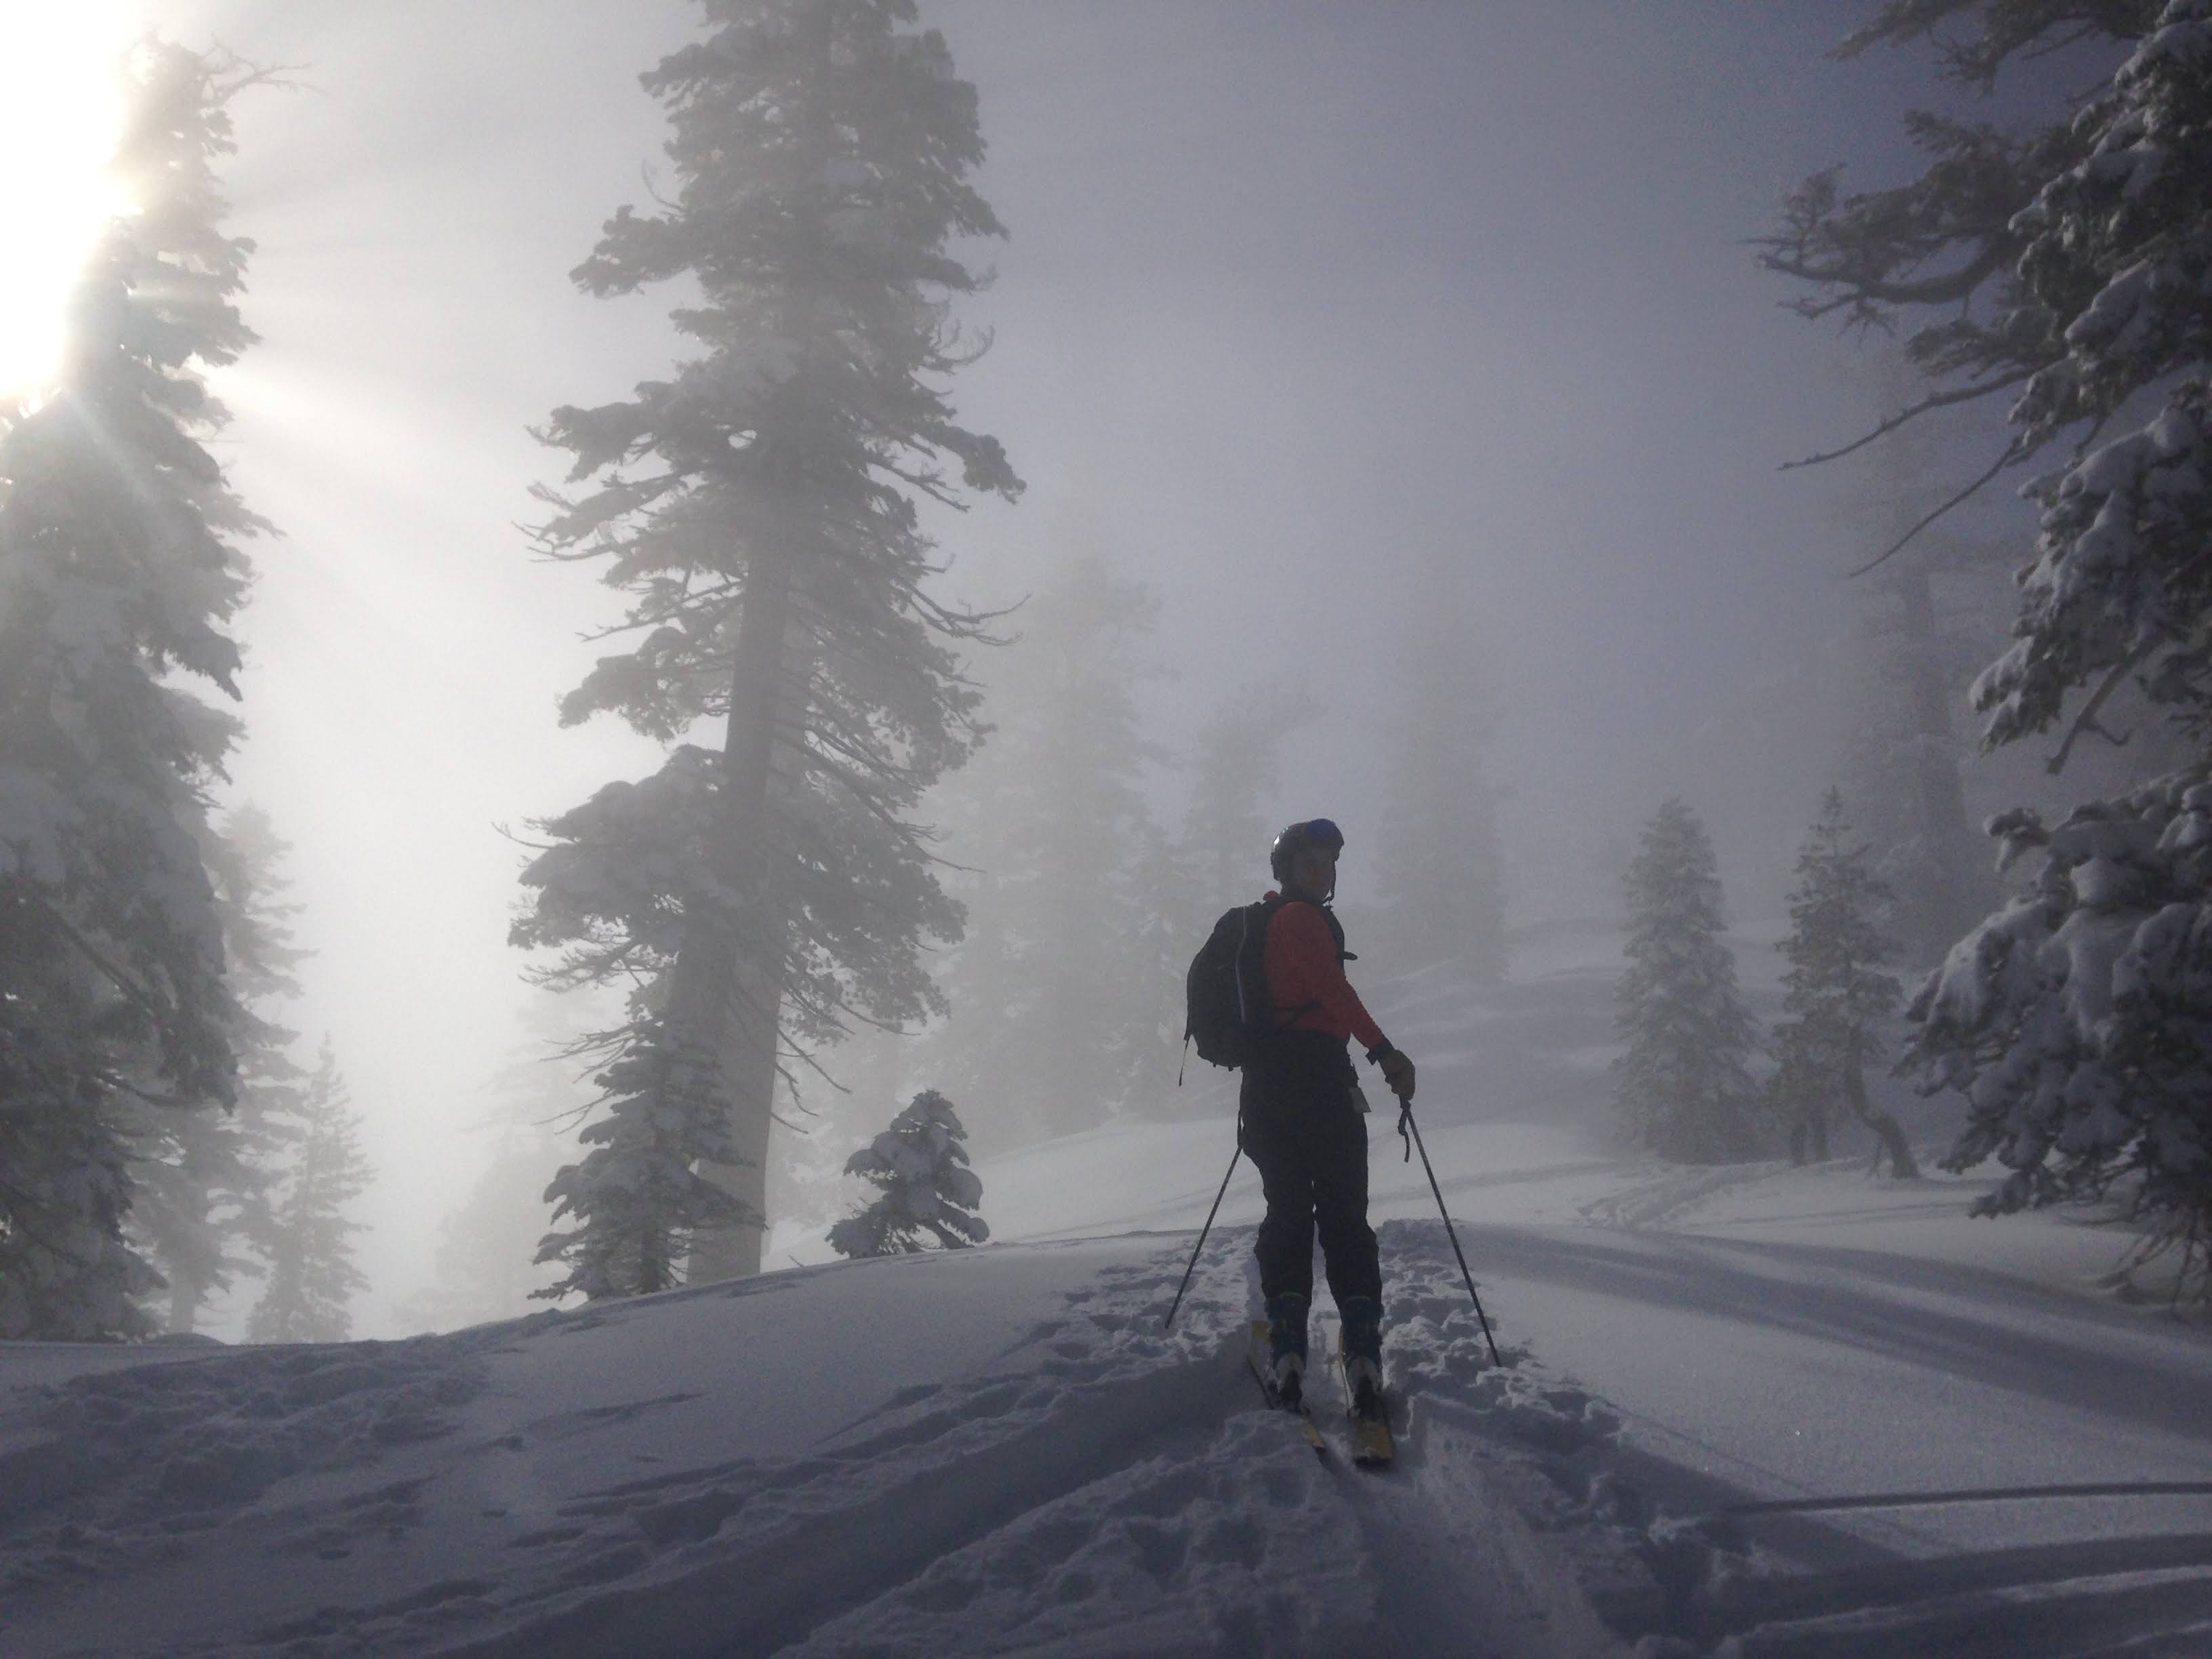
[1247,894,1329,1030]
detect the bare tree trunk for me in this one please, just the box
[167,1273,199,1335]
[684,3,836,1282]
[1889,558,1992,956]
[690,905,785,1282]
[1844,1062,1917,1179]
[1789,1109,1829,1165]
[678,537,796,1284]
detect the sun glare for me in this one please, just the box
[0,7,134,405]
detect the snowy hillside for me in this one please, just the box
[7,946,2212,1656]
[10,1131,2212,1655]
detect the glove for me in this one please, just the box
[1376,1046,1416,1103]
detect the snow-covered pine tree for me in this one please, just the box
[826,1088,987,1256]
[1613,798,1762,1164]
[1764,1,2212,1296]
[1375,561,1508,981]
[517,0,1020,1296]
[0,43,266,1340]
[1771,790,1917,1174]
[130,802,310,1333]
[247,1040,371,1343]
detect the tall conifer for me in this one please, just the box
[1613,799,1761,1164]
[518,0,1019,1294]
[130,803,309,1332]
[919,554,1163,1143]
[1767,1,2212,1294]
[1182,680,1318,908]
[247,1042,371,1344]
[1375,562,1508,981]
[1771,791,1915,1174]
[0,44,264,1338]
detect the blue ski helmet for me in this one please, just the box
[1270,818,1345,884]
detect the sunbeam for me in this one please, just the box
[0,6,133,404]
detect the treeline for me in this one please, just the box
[762,548,1513,1181]
[431,0,2212,1309]
[1612,790,1919,1177]
[1631,0,2212,1303]
[12,1,2212,1332]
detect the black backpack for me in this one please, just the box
[1184,897,1283,1070]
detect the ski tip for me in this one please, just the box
[1351,1425,1395,1467]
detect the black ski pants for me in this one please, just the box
[1239,1034,1381,1309]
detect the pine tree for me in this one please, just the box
[826,1088,987,1256]
[1375,562,1509,981]
[398,1017,584,1332]
[1765,2,2212,1296]
[0,43,265,1340]
[1830,397,2001,968]
[917,553,1165,1143]
[247,1041,371,1343]
[1838,556,1998,967]
[1155,681,1320,1116]
[1182,679,1319,907]
[123,1076,248,1335]
[516,0,1020,1295]
[1771,791,1917,1174]
[1613,799,1761,1164]
[536,1006,747,1300]
[130,803,310,1333]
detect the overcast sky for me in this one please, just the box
[91,1,2026,1332]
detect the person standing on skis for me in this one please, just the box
[1243,817,1415,1419]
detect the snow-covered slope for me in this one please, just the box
[3,1222,1620,1658]
[8,948,2212,1656]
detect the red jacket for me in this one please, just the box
[1263,895,1387,1052]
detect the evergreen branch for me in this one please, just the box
[1759,237,2013,316]
[2045,642,2156,774]
[1843,439,2024,578]
[40,903,168,1029]
[1782,369,2035,470]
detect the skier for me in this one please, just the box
[1244,818,1415,1420]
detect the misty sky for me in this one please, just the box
[77,1,2030,1331]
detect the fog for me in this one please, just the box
[64,2,2100,1334]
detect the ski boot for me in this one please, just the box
[1265,1291,1309,1409]
[1338,1294,1393,1466]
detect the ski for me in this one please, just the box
[1246,1320,1328,1457]
[1345,1410,1395,1468]
[1338,1332,1395,1469]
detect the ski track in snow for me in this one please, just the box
[1574,1160,1790,1233]
[1,1231,1627,1658]
[9,1129,2212,1654]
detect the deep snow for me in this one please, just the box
[7,944,2212,1656]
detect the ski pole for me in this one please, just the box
[1162,1141,1241,1331]
[1397,1101,1503,1368]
